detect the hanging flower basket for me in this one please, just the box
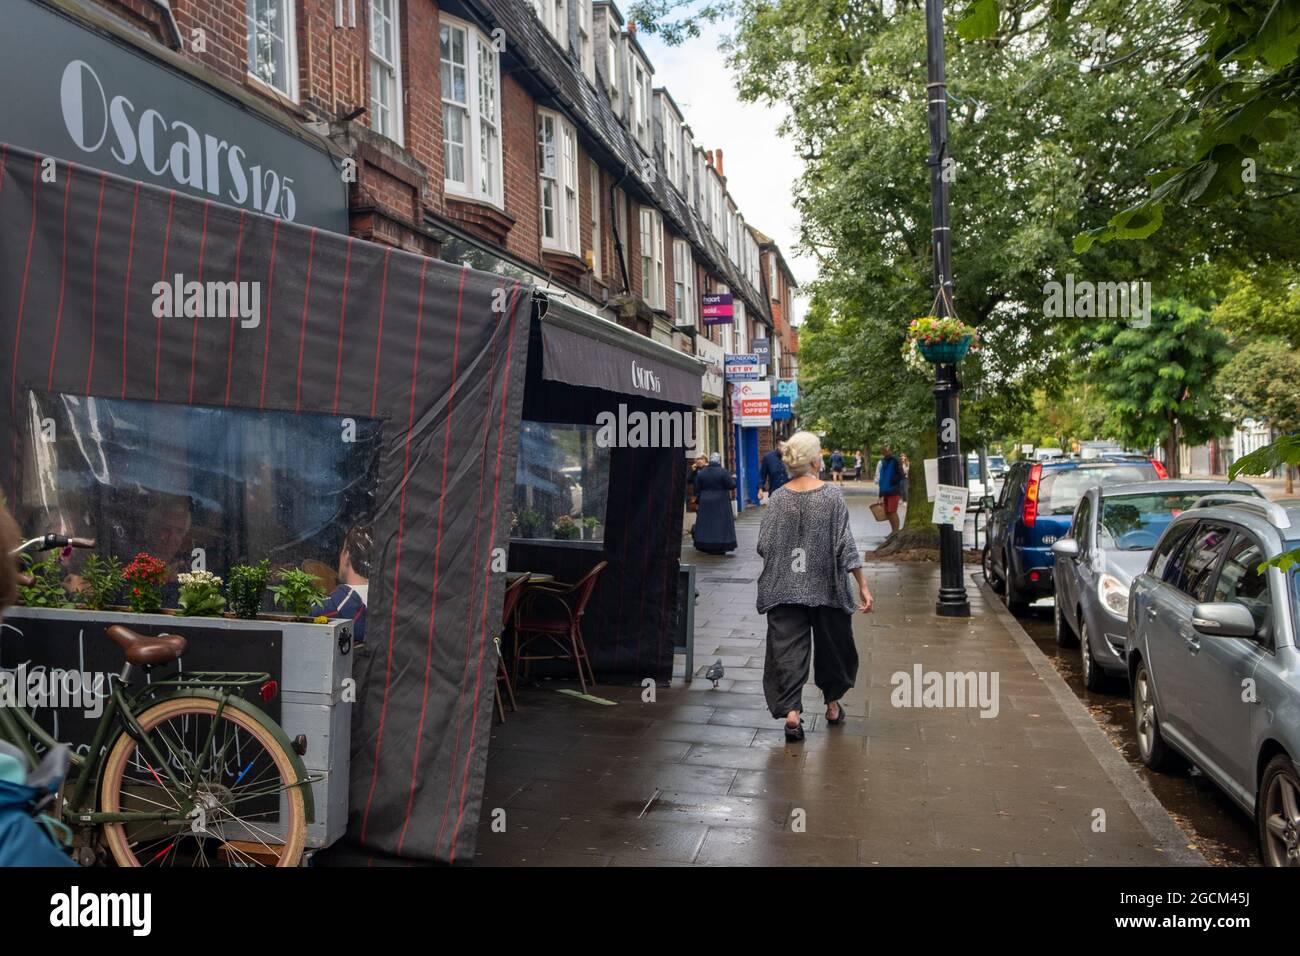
[907,315,979,364]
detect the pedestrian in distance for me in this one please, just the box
[877,444,903,534]
[898,453,911,505]
[829,448,845,485]
[854,450,864,479]
[691,453,738,554]
[758,440,790,502]
[756,431,874,742]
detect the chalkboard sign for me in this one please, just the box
[0,610,281,758]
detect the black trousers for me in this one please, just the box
[762,603,858,719]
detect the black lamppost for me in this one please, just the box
[925,0,971,617]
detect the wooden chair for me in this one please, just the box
[512,562,607,695]
[495,573,529,723]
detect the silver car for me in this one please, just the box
[1127,496,1300,866]
[1051,480,1260,691]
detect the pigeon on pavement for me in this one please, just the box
[705,660,725,688]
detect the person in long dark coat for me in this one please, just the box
[691,453,738,554]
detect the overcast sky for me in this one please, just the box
[639,22,812,323]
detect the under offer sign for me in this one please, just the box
[702,292,734,326]
[732,380,772,427]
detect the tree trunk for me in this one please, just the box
[1288,465,1294,496]
[874,431,941,555]
[1165,415,1181,479]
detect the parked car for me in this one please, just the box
[1078,440,1124,460]
[1051,480,1261,690]
[1033,447,1065,461]
[1126,496,1300,866]
[966,456,1005,502]
[983,458,1164,613]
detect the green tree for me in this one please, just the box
[1071,302,1233,477]
[1211,268,1300,346]
[1217,338,1300,492]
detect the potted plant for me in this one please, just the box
[581,516,600,540]
[76,554,122,611]
[226,559,272,619]
[907,315,979,364]
[18,557,71,609]
[552,514,580,541]
[515,508,545,539]
[177,570,226,617]
[269,568,328,620]
[122,553,168,614]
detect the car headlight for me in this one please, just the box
[1098,573,1129,619]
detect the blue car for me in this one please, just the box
[982,457,1164,614]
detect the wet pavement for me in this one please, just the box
[475,497,1204,866]
[1013,597,1259,866]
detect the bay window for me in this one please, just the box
[441,18,503,206]
[369,0,403,145]
[538,111,580,255]
[639,207,665,309]
[247,0,298,99]
[673,239,696,326]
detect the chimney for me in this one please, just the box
[705,149,714,169]
[628,20,637,35]
[715,148,724,177]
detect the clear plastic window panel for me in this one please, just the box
[512,422,610,542]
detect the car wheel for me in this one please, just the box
[1004,549,1028,614]
[983,544,1005,594]
[1132,659,1184,772]
[1054,599,1078,648]
[1080,619,1108,692]
[1258,754,1300,867]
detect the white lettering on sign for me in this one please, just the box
[631,360,661,394]
[60,59,298,222]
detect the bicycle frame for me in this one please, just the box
[0,665,274,827]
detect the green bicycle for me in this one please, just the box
[3,533,315,867]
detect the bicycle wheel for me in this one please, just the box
[99,696,306,867]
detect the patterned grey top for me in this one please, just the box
[756,484,862,614]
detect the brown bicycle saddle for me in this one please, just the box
[106,625,188,666]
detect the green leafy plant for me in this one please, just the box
[77,554,122,610]
[515,508,545,539]
[122,552,168,614]
[552,514,580,540]
[269,568,328,619]
[18,557,71,609]
[226,559,272,619]
[177,570,226,617]
[582,516,600,534]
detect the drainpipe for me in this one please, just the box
[609,165,632,295]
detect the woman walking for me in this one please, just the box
[757,432,873,741]
[691,452,738,554]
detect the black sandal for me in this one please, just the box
[784,720,805,742]
[826,702,847,725]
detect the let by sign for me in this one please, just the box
[702,292,734,326]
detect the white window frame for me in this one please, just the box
[440,16,504,207]
[673,239,696,326]
[590,161,602,279]
[631,56,651,149]
[368,0,404,146]
[733,300,747,355]
[769,254,778,300]
[709,174,724,241]
[538,110,581,255]
[247,0,299,101]
[663,106,680,191]
[606,26,620,99]
[639,206,665,309]
[577,0,595,82]
[614,187,629,278]
[535,0,568,47]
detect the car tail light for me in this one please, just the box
[1029,570,1040,582]
[1023,463,1042,528]
[1151,460,1168,479]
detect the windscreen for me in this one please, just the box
[1098,492,1214,551]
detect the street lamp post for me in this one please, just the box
[925,0,971,617]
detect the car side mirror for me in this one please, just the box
[1191,602,1258,638]
[1050,538,1080,558]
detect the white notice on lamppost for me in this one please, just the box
[931,483,969,528]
